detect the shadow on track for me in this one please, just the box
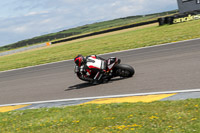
[66,77,126,91]
[66,83,95,91]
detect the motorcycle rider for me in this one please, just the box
[74,55,107,84]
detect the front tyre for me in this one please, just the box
[114,64,135,77]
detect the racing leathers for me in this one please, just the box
[75,55,106,84]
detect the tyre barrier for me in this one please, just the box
[158,10,200,26]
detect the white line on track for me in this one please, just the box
[0,88,200,107]
[0,38,200,74]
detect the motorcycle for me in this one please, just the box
[74,56,135,84]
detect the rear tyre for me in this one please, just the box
[114,64,135,77]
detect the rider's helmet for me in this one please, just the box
[74,55,85,67]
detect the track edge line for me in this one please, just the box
[1,88,200,107]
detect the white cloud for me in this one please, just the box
[25,11,49,17]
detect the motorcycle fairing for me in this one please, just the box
[86,57,106,70]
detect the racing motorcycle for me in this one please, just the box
[74,55,135,84]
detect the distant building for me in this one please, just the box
[177,0,200,13]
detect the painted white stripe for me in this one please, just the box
[0,38,200,74]
[0,88,200,107]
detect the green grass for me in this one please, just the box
[0,19,200,72]
[0,99,199,133]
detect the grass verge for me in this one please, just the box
[0,99,199,133]
[0,19,200,72]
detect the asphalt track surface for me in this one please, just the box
[0,39,200,105]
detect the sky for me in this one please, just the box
[0,0,178,47]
